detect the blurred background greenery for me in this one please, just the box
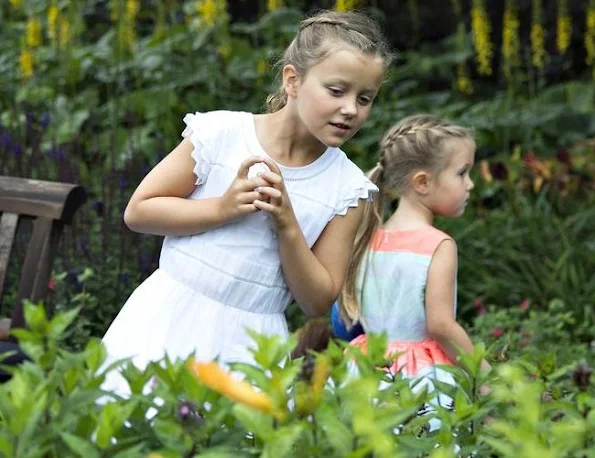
[0,0,594,350]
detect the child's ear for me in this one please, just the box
[412,170,431,195]
[282,64,300,98]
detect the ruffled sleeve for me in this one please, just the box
[181,111,218,185]
[331,172,379,219]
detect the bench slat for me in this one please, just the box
[0,213,19,301]
[11,217,59,329]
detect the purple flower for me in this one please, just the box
[177,400,204,425]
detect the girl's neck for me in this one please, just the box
[383,196,434,231]
[254,108,327,167]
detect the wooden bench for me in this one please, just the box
[0,175,87,337]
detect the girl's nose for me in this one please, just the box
[340,97,357,117]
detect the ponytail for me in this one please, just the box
[338,162,385,328]
[266,85,288,113]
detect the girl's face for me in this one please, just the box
[289,47,385,148]
[427,138,476,217]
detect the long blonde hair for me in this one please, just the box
[339,114,475,327]
[266,10,392,112]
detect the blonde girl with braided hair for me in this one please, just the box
[101,9,393,398]
[332,114,491,424]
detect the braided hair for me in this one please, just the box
[338,114,474,326]
[266,10,392,112]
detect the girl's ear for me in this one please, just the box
[412,170,431,195]
[282,64,300,98]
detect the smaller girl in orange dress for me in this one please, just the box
[336,114,491,429]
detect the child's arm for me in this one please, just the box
[425,240,491,373]
[254,158,365,318]
[124,139,272,236]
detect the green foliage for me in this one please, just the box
[1,303,594,457]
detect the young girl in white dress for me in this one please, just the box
[101,10,392,397]
[336,115,491,427]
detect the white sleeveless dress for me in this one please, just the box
[101,110,377,396]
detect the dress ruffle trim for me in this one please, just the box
[333,178,378,218]
[182,112,210,185]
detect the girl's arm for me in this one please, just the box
[280,203,365,317]
[124,139,271,236]
[254,157,366,318]
[425,240,491,373]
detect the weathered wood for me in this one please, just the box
[11,218,60,330]
[0,213,19,301]
[0,176,87,223]
[0,175,87,333]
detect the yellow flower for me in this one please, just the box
[502,1,520,82]
[471,0,493,76]
[531,23,546,68]
[218,43,231,59]
[48,5,59,43]
[586,6,595,66]
[531,0,547,69]
[59,18,71,47]
[455,63,474,94]
[189,360,275,414]
[557,0,572,54]
[19,48,34,79]
[126,0,140,19]
[26,18,43,48]
[267,0,283,11]
[197,0,226,26]
[335,0,357,12]
[9,0,23,7]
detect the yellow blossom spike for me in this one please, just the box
[48,6,60,43]
[267,0,283,12]
[188,360,274,414]
[471,0,493,76]
[557,0,572,54]
[19,48,34,79]
[9,0,23,7]
[531,0,547,69]
[26,19,43,48]
[59,18,71,47]
[585,2,595,71]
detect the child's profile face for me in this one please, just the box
[289,47,385,148]
[428,138,476,217]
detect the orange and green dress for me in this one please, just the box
[349,226,457,413]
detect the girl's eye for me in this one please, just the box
[358,96,373,105]
[328,87,343,96]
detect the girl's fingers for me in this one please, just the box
[260,157,282,176]
[238,203,259,214]
[243,176,271,191]
[236,156,267,179]
[255,186,282,199]
[239,191,269,204]
[253,199,276,213]
[258,171,283,187]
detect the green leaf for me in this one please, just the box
[61,433,101,458]
[261,424,304,458]
[48,307,81,339]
